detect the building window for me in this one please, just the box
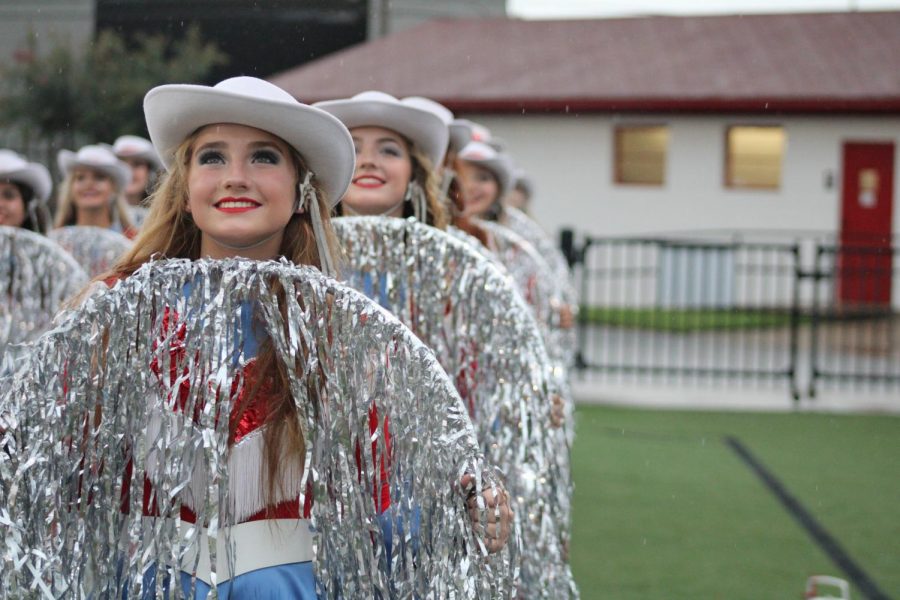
[615,125,668,185]
[725,126,785,189]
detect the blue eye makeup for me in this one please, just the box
[197,150,225,165]
[0,188,20,201]
[252,149,281,164]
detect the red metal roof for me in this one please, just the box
[269,12,900,114]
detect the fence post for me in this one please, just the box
[789,243,802,404]
[559,228,577,268]
[807,244,825,399]
[574,235,593,371]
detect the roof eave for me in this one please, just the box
[439,97,900,115]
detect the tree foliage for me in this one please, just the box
[0,27,227,148]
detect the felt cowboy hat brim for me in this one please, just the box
[58,147,132,191]
[0,151,52,202]
[113,135,163,171]
[448,119,475,154]
[144,77,354,206]
[315,92,450,170]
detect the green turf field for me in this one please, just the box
[569,405,900,599]
[578,306,804,331]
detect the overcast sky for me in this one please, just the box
[507,0,900,18]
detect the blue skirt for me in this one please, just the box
[140,561,316,599]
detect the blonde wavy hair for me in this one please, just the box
[54,169,135,232]
[404,145,448,230]
[106,127,340,512]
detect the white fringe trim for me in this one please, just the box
[144,410,305,523]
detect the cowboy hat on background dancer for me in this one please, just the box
[55,144,136,238]
[0,150,52,234]
[99,76,509,597]
[113,134,163,229]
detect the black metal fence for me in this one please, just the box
[570,233,899,400]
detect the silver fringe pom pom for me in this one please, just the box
[333,217,577,597]
[49,225,133,278]
[0,226,88,367]
[0,258,514,598]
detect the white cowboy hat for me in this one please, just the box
[458,141,514,198]
[448,119,474,153]
[0,150,52,202]
[57,145,132,191]
[314,91,450,169]
[112,135,163,170]
[402,96,454,126]
[487,137,507,152]
[144,76,355,206]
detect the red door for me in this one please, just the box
[839,142,895,306]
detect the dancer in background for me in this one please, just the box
[113,134,163,229]
[315,91,449,228]
[54,145,136,237]
[319,91,573,596]
[0,150,52,234]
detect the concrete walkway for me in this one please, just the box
[572,378,900,415]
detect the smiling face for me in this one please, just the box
[342,126,412,217]
[72,168,115,212]
[457,161,500,218]
[186,123,298,260]
[0,182,27,228]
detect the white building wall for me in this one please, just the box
[470,113,900,243]
[471,113,900,308]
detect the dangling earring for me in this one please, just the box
[295,172,310,214]
[405,180,428,223]
[298,170,336,277]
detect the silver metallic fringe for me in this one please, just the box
[502,207,579,333]
[447,222,578,579]
[0,226,89,368]
[476,220,576,373]
[333,216,577,597]
[48,225,134,278]
[0,258,514,598]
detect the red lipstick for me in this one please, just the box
[353,175,386,189]
[214,197,261,214]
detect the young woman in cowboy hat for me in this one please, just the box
[54,144,136,237]
[100,76,509,598]
[314,91,449,229]
[0,150,52,234]
[112,134,163,229]
[456,141,515,225]
[456,141,575,333]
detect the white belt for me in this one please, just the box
[143,518,315,585]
